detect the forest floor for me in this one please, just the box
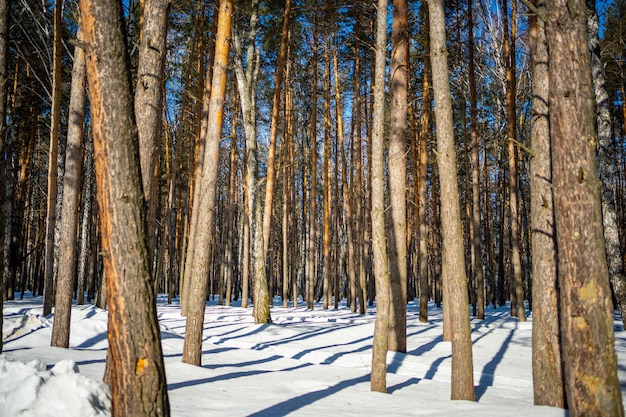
[2,292,624,416]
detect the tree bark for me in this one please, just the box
[468,0,485,320]
[529,0,565,408]
[0,0,8,354]
[52,21,87,348]
[79,0,170,414]
[387,0,408,353]
[182,0,234,366]
[587,3,626,327]
[370,0,391,393]
[262,0,291,259]
[418,2,431,324]
[135,0,169,269]
[307,7,318,311]
[546,1,624,415]
[42,0,63,317]
[232,0,271,324]
[502,0,525,321]
[428,0,475,401]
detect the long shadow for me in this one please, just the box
[76,332,108,349]
[320,344,370,365]
[202,354,283,370]
[424,354,450,381]
[168,369,272,390]
[388,377,421,394]
[248,322,364,351]
[475,328,515,400]
[163,346,237,359]
[408,334,444,357]
[247,374,369,417]
[167,362,312,391]
[292,334,371,361]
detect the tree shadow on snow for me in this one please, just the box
[475,328,515,400]
[246,374,369,417]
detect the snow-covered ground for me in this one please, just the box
[2,293,625,416]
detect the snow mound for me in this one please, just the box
[0,357,111,417]
[3,313,49,342]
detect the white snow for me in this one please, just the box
[2,292,624,416]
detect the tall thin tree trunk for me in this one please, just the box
[233,0,271,324]
[546,1,624,414]
[77,136,94,306]
[587,2,626,327]
[182,0,234,366]
[468,0,484,320]
[387,0,408,353]
[43,0,63,317]
[322,26,332,310]
[370,0,391,393]
[307,7,318,310]
[52,21,87,348]
[135,0,169,269]
[418,3,431,324]
[428,0,475,401]
[353,16,366,315]
[529,0,565,408]
[502,0,525,321]
[334,43,356,314]
[79,0,170,413]
[262,0,291,259]
[0,0,8,354]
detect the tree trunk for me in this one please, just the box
[502,0,525,321]
[79,0,170,414]
[0,0,8,354]
[334,41,356,314]
[232,0,271,324]
[545,1,624,415]
[370,0,391,393]
[353,16,366,315]
[428,0,475,401]
[468,0,484,320]
[387,0,408,353]
[42,0,63,317]
[182,0,234,366]
[51,21,87,348]
[307,7,318,310]
[529,0,565,408]
[262,0,291,259]
[135,0,169,269]
[77,136,94,306]
[587,3,626,327]
[418,2,431,324]
[322,25,332,310]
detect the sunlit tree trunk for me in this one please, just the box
[387,0,408,353]
[529,0,565,408]
[262,0,291,260]
[52,20,87,348]
[428,0,475,401]
[233,0,271,324]
[79,0,170,414]
[546,1,624,414]
[370,0,391,393]
[42,0,63,317]
[182,0,234,365]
